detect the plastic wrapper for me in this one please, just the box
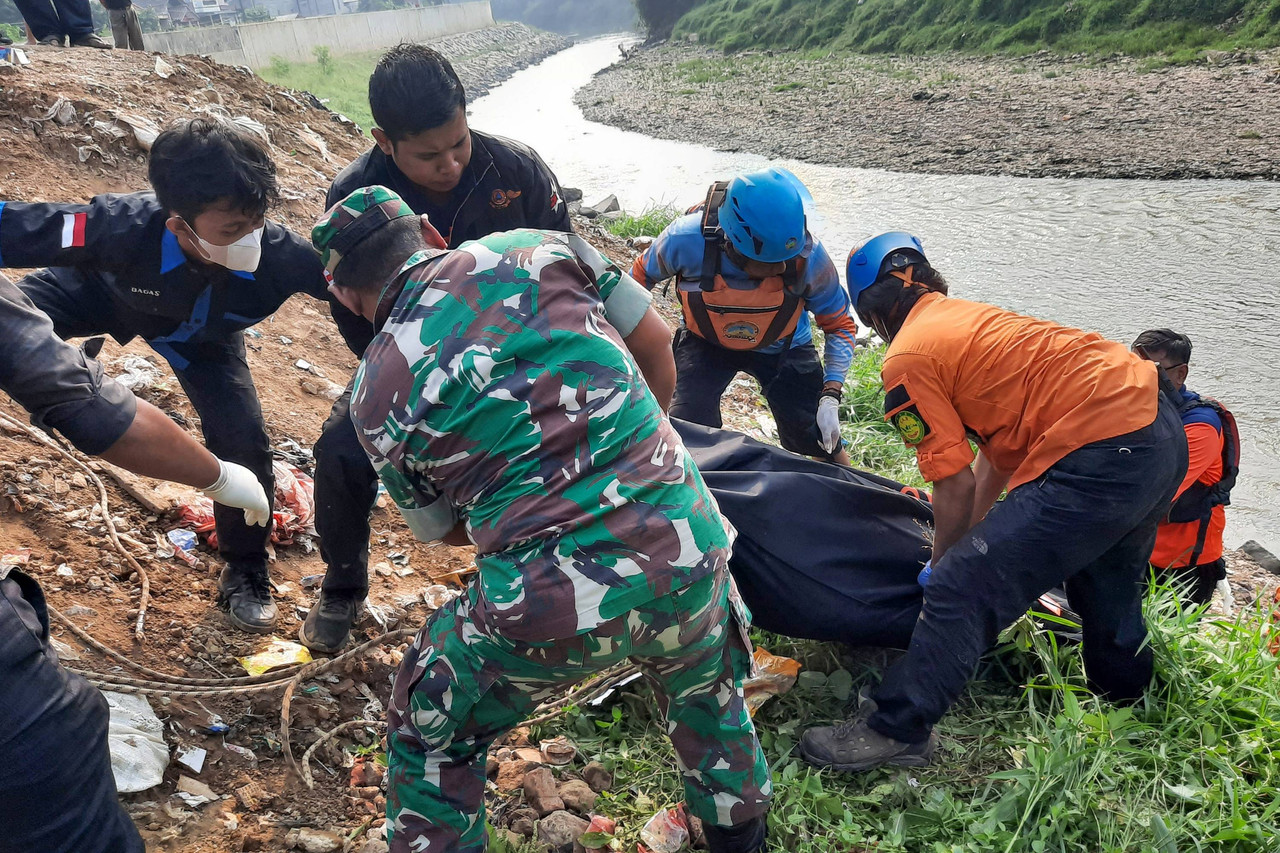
[639,807,689,853]
[237,637,313,676]
[742,646,802,717]
[178,460,316,548]
[105,692,168,793]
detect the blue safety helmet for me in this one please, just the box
[720,168,807,264]
[845,231,927,308]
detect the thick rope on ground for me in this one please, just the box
[0,412,152,639]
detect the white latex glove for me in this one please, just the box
[201,460,272,527]
[817,395,842,454]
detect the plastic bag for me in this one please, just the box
[178,460,316,549]
[105,692,168,793]
[639,807,689,853]
[237,637,313,676]
[742,647,801,717]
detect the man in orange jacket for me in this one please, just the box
[1132,329,1236,606]
[799,232,1188,773]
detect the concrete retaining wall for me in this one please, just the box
[146,1,494,68]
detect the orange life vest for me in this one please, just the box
[678,181,806,352]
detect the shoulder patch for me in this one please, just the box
[891,404,931,446]
[884,383,911,414]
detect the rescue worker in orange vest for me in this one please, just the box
[632,169,857,465]
[1132,329,1238,606]
[799,232,1188,773]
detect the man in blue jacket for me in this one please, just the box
[0,118,361,633]
[0,269,269,853]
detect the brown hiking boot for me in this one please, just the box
[799,717,937,773]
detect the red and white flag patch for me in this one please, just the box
[61,212,87,248]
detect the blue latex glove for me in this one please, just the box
[917,559,933,588]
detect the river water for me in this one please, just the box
[469,36,1280,551]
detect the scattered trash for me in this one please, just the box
[223,742,258,768]
[238,637,312,676]
[175,775,218,807]
[245,328,263,339]
[176,746,207,774]
[112,112,160,151]
[301,574,324,589]
[627,235,655,251]
[42,96,76,126]
[743,647,802,716]
[579,814,618,850]
[153,56,174,79]
[114,356,164,392]
[202,712,230,735]
[423,584,462,610]
[387,551,410,567]
[395,567,415,578]
[230,115,269,144]
[167,529,198,552]
[588,671,643,707]
[50,636,81,661]
[0,47,30,67]
[639,807,690,853]
[105,692,168,793]
[63,604,97,618]
[1,547,31,567]
[55,563,74,577]
[177,461,315,548]
[235,779,267,811]
[155,531,198,567]
[280,336,293,345]
[539,735,577,765]
[294,359,327,378]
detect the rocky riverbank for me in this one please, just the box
[431,22,570,101]
[575,44,1280,181]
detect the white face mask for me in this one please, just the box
[185,222,264,273]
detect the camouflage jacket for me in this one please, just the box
[351,230,734,642]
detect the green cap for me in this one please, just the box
[312,185,417,276]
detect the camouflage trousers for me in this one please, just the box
[384,564,772,853]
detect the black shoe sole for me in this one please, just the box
[298,618,350,654]
[224,607,278,634]
[797,742,935,773]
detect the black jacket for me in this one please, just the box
[0,272,136,455]
[0,192,364,367]
[326,131,574,355]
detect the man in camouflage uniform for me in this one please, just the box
[312,186,772,853]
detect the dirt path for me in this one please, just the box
[576,44,1280,181]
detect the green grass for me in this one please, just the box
[672,0,1280,58]
[501,344,1280,851]
[257,50,383,134]
[602,204,682,240]
[530,580,1280,851]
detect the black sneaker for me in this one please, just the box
[798,716,937,773]
[0,34,13,45]
[704,815,767,853]
[218,563,278,633]
[298,589,361,654]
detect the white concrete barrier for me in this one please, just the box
[145,1,495,69]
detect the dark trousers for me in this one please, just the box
[1158,558,1226,607]
[19,269,274,570]
[108,6,143,49]
[869,396,1188,744]
[11,0,94,40]
[0,571,145,853]
[669,329,837,459]
[313,381,378,597]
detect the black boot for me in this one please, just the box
[218,562,277,633]
[704,815,767,853]
[298,589,362,654]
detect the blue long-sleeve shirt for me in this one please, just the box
[632,212,858,383]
